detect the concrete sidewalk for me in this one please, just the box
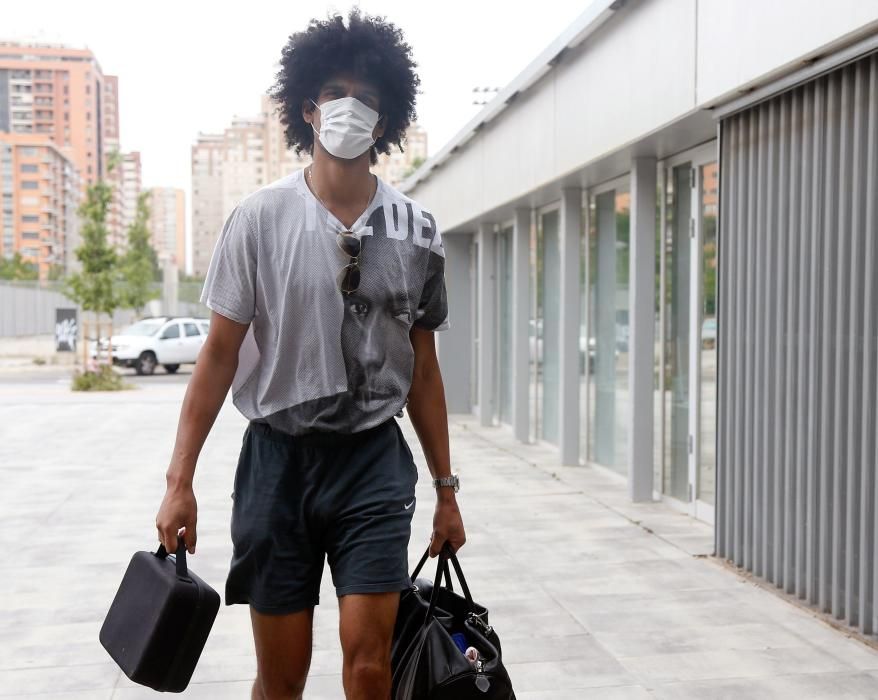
[2,378,878,698]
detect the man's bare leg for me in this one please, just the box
[249,606,314,700]
[338,592,400,700]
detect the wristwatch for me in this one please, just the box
[432,473,460,492]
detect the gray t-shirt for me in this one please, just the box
[199,168,449,436]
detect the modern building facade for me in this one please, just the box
[0,132,80,277]
[190,132,225,277]
[102,74,124,249]
[372,121,427,187]
[402,0,878,638]
[0,41,123,272]
[0,41,117,187]
[117,150,142,247]
[147,186,185,267]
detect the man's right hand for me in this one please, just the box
[156,479,198,554]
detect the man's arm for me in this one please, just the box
[155,311,250,554]
[406,326,465,557]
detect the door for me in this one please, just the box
[584,181,631,475]
[534,207,561,445]
[660,145,717,523]
[156,321,185,363]
[496,226,514,425]
[182,321,206,363]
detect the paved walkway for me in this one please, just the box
[2,377,878,698]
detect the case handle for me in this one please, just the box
[155,534,189,579]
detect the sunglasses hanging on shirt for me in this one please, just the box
[337,232,361,295]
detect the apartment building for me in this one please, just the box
[147,186,185,267]
[372,121,427,187]
[116,150,141,248]
[0,132,80,278]
[0,41,121,270]
[0,41,116,186]
[190,132,225,277]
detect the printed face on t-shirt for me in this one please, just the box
[340,234,415,415]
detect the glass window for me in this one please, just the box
[184,322,200,337]
[535,209,561,444]
[20,163,38,173]
[471,238,479,411]
[586,188,630,474]
[497,227,514,425]
[663,164,691,501]
[121,319,164,336]
[21,181,38,190]
[160,323,180,339]
[580,198,590,462]
[198,322,209,335]
[698,162,718,506]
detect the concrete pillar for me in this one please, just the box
[438,233,474,414]
[629,157,657,501]
[477,223,496,427]
[511,208,531,443]
[559,188,582,465]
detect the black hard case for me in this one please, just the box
[99,541,220,693]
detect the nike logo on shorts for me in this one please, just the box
[404,499,416,510]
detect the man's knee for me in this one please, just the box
[344,654,391,690]
[253,673,307,700]
[340,617,394,679]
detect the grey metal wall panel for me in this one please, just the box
[717,50,878,637]
[438,234,474,414]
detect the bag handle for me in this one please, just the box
[410,547,454,592]
[155,535,189,579]
[424,543,476,625]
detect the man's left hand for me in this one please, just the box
[430,495,466,557]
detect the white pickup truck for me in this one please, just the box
[90,316,210,375]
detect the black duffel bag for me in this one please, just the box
[391,543,515,699]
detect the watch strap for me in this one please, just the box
[432,474,459,492]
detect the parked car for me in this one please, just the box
[90,316,210,375]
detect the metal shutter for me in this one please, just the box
[716,50,878,636]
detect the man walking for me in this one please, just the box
[155,10,465,699]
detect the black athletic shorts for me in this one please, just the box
[225,416,419,615]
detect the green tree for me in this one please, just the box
[117,191,160,315]
[47,263,65,281]
[0,252,39,280]
[61,162,119,367]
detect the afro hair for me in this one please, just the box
[268,9,420,166]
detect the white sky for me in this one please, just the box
[6,0,588,192]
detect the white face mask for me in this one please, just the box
[310,96,381,160]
